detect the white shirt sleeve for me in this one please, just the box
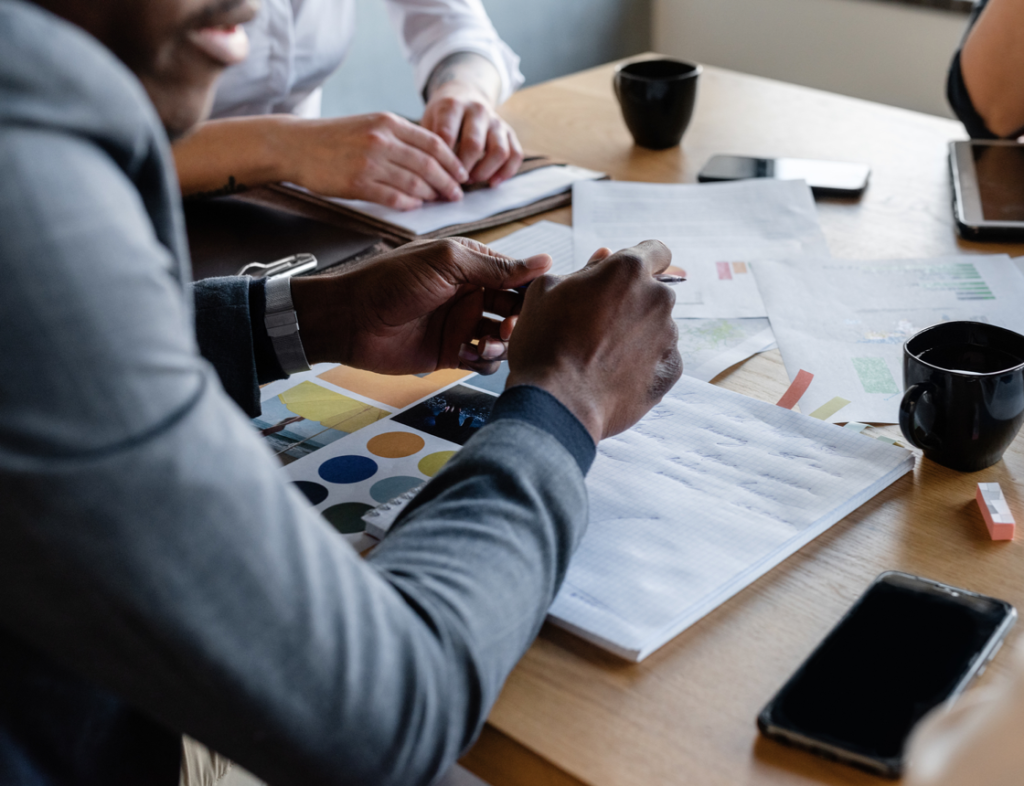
[383,0,525,104]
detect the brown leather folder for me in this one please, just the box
[184,192,388,281]
[269,155,601,241]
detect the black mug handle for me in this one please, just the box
[899,382,941,451]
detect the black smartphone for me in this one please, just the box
[950,140,1024,240]
[697,154,870,196]
[758,571,1015,778]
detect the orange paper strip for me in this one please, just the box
[776,369,814,409]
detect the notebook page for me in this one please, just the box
[288,165,604,236]
[549,375,914,661]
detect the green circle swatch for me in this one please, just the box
[322,502,374,534]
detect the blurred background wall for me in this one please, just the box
[320,0,974,120]
[321,0,652,118]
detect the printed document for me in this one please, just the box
[572,179,828,318]
[549,375,914,661]
[754,255,1024,423]
[488,222,777,381]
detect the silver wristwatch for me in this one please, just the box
[264,276,311,375]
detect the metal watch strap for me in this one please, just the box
[264,276,310,375]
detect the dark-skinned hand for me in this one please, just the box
[506,240,683,443]
[290,237,551,376]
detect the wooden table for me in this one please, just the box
[457,57,1024,786]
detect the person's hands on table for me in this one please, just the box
[173,52,521,208]
[290,237,550,377]
[506,241,684,442]
[421,58,523,188]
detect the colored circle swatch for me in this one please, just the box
[323,502,374,534]
[418,451,456,478]
[366,431,425,459]
[370,475,424,504]
[293,480,329,506]
[319,455,378,484]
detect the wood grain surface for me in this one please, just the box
[459,57,1024,786]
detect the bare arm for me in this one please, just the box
[172,112,467,209]
[960,0,1024,137]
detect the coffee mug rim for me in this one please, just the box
[615,57,702,82]
[903,320,1024,378]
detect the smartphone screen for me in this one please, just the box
[697,154,870,195]
[971,144,1024,222]
[759,573,1015,776]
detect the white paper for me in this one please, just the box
[571,179,828,318]
[289,165,604,236]
[676,318,777,382]
[489,222,777,381]
[754,255,1024,424]
[549,375,915,661]
[487,220,575,274]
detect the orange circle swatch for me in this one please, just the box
[366,431,425,459]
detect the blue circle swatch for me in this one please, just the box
[319,455,378,484]
[293,480,329,506]
[369,475,423,504]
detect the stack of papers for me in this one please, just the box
[550,375,914,661]
[753,255,1024,423]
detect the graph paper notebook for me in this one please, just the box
[549,375,914,661]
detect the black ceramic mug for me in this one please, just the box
[613,58,701,150]
[899,321,1024,471]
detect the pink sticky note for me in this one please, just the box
[777,369,814,410]
[716,261,732,280]
[977,483,1015,541]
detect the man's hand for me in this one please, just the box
[506,241,683,442]
[290,237,551,376]
[422,52,523,187]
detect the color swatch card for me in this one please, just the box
[753,255,1024,423]
[549,375,915,661]
[256,364,500,550]
[572,179,828,318]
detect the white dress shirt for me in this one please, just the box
[211,0,524,120]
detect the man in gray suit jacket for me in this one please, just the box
[0,1,681,784]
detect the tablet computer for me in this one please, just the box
[950,140,1024,240]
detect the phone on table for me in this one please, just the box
[950,140,1024,240]
[697,154,870,196]
[758,571,1015,778]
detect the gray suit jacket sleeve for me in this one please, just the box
[0,91,588,786]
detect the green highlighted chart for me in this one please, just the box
[852,357,899,395]
[754,255,1024,424]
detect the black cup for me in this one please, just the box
[613,58,701,150]
[899,321,1024,471]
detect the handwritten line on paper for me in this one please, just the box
[777,369,814,409]
[809,397,851,421]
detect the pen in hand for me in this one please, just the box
[513,273,686,293]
